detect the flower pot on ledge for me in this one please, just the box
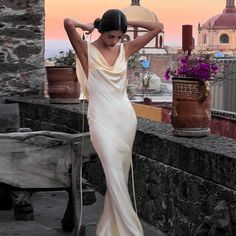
[171,77,211,137]
[46,66,80,104]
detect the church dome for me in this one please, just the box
[122,0,159,22]
[202,0,236,29]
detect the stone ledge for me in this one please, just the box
[6,97,236,191]
[134,118,236,191]
[5,97,89,133]
[133,153,236,235]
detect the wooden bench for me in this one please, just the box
[0,130,96,235]
[0,103,97,236]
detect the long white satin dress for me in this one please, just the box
[79,43,144,236]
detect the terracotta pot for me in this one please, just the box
[46,66,80,104]
[171,77,211,137]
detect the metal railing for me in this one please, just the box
[211,58,236,114]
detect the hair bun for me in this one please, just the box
[93,18,101,29]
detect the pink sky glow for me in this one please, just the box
[45,0,225,46]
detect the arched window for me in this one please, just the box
[220,34,229,43]
[203,34,207,44]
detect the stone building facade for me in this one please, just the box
[0,0,46,97]
[197,0,236,54]
[122,0,174,92]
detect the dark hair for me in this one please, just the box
[94,9,127,34]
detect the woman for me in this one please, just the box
[64,9,163,236]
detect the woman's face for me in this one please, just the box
[101,30,124,47]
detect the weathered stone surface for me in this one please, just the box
[194,201,234,236]
[14,45,42,58]
[12,99,89,133]
[0,0,45,97]
[0,27,43,39]
[0,68,45,96]
[0,63,42,73]
[2,0,40,10]
[1,13,43,26]
[0,103,20,132]
[134,118,236,190]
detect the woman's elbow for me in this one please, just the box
[64,18,73,29]
[157,23,164,31]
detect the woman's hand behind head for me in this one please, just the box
[82,23,95,34]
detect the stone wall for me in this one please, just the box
[0,0,45,97]
[132,121,236,235]
[6,98,236,236]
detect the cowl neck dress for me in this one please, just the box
[77,43,143,236]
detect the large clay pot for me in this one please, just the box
[171,77,211,137]
[46,66,80,104]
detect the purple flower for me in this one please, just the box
[164,68,171,80]
[164,53,223,82]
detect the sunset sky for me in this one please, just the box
[45,0,226,57]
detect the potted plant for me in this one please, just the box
[141,72,153,105]
[127,50,146,69]
[164,53,223,137]
[46,49,80,104]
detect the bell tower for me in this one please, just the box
[224,0,236,13]
[226,0,235,8]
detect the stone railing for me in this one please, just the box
[5,98,236,235]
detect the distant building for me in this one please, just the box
[197,0,236,54]
[122,0,166,54]
[121,0,175,93]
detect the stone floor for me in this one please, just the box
[0,190,167,236]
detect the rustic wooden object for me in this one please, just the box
[0,131,96,235]
[0,102,34,219]
[72,142,83,236]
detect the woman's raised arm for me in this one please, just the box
[64,18,94,75]
[124,20,164,58]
